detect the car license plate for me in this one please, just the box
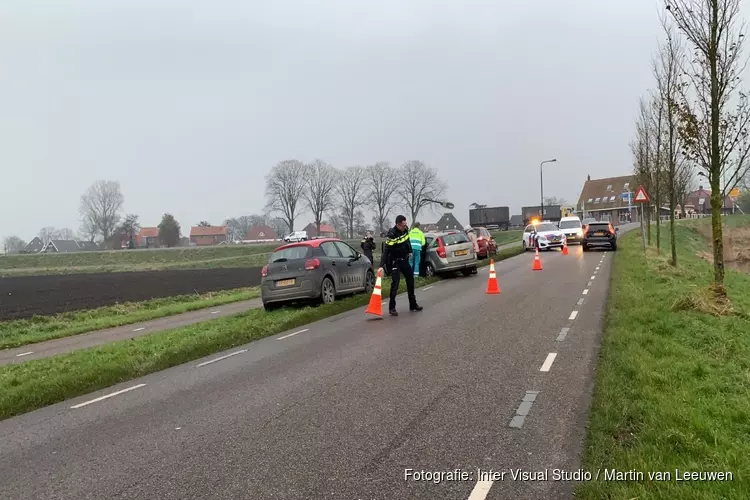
[455,249,468,256]
[595,231,606,236]
[276,279,295,287]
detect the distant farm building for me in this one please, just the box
[190,225,228,246]
[243,225,278,243]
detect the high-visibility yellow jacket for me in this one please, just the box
[409,227,426,248]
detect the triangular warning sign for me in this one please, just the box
[633,185,649,202]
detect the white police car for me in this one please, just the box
[522,221,567,251]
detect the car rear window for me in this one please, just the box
[442,232,469,245]
[587,223,611,231]
[270,245,312,262]
[559,220,581,229]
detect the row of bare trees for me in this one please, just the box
[632,0,750,290]
[264,160,447,238]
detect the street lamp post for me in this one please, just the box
[540,159,557,220]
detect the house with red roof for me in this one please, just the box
[302,222,339,238]
[189,225,228,246]
[136,227,160,248]
[243,225,278,243]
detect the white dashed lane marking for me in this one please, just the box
[540,353,557,372]
[577,298,584,305]
[70,384,147,409]
[590,275,596,280]
[210,311,220,315]
[277,328,309,340]
[582,289,589,295]
[467,480,493,500]
[569,311,578,320]
[556,327,570,341]
[15,351,33,357]
[196,349,247,367]
[132,327,145,332]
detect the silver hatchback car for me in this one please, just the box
[421,231,478,277]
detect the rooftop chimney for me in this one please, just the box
[587,174,591,181]
[699,185,703,190]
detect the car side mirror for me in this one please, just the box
[615,227,620,233]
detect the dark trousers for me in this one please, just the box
[389,258,417,311]
[364,251,374,265]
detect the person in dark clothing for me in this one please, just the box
[360,232,376,265]
[378,215,423,316]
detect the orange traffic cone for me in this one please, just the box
[486,259,500,294]
[561,240,569,255]
[365,268,384,317]
[532,248,543,271]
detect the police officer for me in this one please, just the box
[378,215,423,316]
[360,231,376,264]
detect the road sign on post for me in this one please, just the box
[633,185,649,203]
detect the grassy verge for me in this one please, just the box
[576,224,750,499]
[491,230,522,246]
[0,288,260,349]
[0,246,524,420]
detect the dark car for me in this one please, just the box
[582,222,619,251]
[261,238,375,311]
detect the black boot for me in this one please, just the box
[410,304,423,312]
[389,309,399,316]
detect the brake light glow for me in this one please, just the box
[608,223,615,234]
[436,237,447,258]
[261,265,268,277]
[304,258,320,270]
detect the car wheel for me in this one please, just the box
[610,243,617,251]
[363,269,375,294]
[582,244,589,252]
[263,302,282,312]
[320,276,336,305]
[461,268,473,277]
[425,263,435,277]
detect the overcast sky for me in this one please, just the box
[0,0,665,242]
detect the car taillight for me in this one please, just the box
[304,258,320,270]
[608,224,615,234]
[261,265,268,277]
[436,238,447,258]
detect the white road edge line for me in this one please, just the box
[569,311,578,320]
[15,351,34,357]
[277,328,309,340]
[132,327,145,332]
[197,349,248,367]
[582,289,589,295]
[467,480,494,500]
[423,285,434,290]
[70,384,147,409]
[540,353,557,372]
[210,311,220,314]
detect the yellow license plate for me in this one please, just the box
[595,231,606,236]
[455,249,468,256]
[276,279,296,287]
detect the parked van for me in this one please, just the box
[557,216,584,244]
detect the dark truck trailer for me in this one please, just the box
[469,206,510,230]
[522,205,562,225]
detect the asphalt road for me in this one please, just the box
[0,242,523,365]
[0,229,628,500]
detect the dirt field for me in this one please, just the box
[0,267,263,320]
[695,221,750,272]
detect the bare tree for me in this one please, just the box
[649,88,666,252]
[264,159,307,234]
[543,196,568,206]
[268,217,288,240]
[675,158,696,216]
[337,166,367,239]
[224,216,255,242]
[303,159,339,235]
[366,162,399,233]
[654,18,686,265]
[397,160,447,222]
[633,96,655,245]
[39,227,57,245]
[79,180,124,242]
[3,236,26,254]
[79,215,98,243]
[667,0,750,287]
[56,228,75,240]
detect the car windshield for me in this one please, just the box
[534,223,558,232]
[442,232,470,245]
[559,220,581,229]
[270,245,312,262]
